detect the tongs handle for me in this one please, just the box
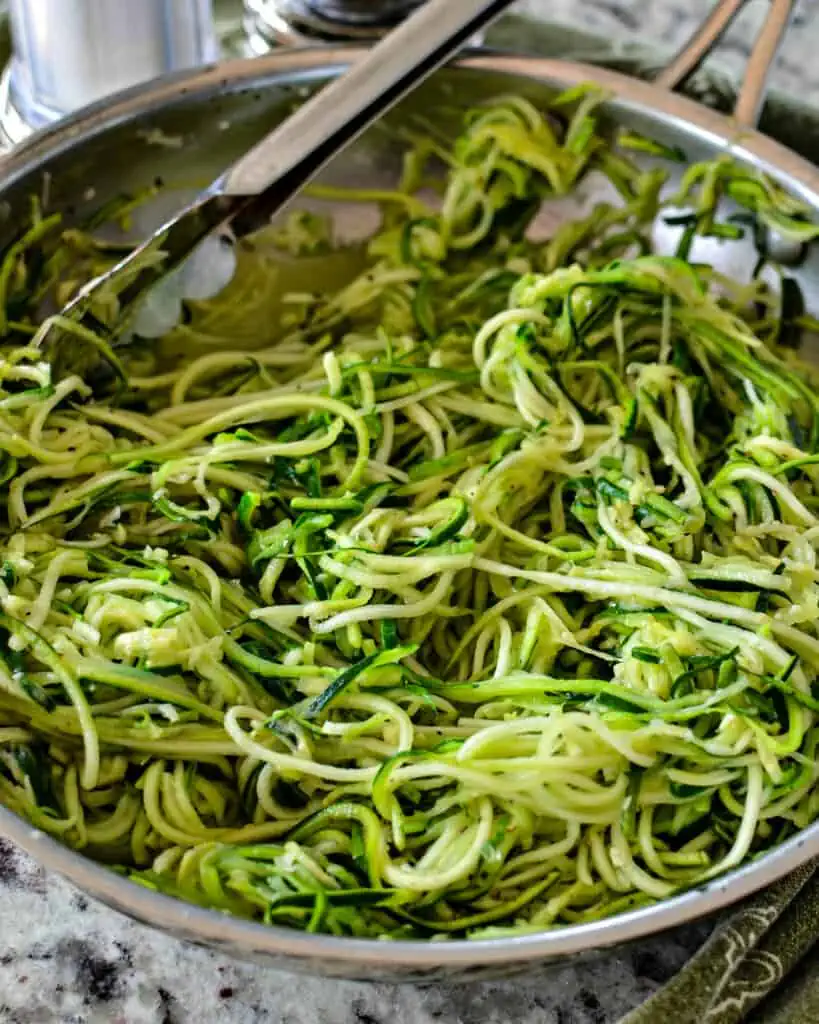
[655,0,795,128]
[221,0,515,198]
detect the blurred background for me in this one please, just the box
[0,0,818,150]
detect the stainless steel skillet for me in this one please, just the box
[0,0,818,982]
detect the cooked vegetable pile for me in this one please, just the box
[1,88,819,939]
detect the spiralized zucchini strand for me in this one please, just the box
[0,89,817,940]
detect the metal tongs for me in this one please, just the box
[43,0,516,386]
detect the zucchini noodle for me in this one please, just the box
[1,88,819,939]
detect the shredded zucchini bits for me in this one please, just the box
[1,89,819,939]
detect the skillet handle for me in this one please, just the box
[654,0,795,128]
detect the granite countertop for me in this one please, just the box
[3,2,819,1022]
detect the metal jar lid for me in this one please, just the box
[243,0,424,51]
[0,0,218,147]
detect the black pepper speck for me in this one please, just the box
[577,989,606,1024]
[77,952,122,1004]
[631,948,669,984]
[352,1002,380,1024]
[0,839,21,886]
[72,893,89,912]
[157,985,184,1024]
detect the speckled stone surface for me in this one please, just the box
[0,836,714,1024]
[3,2,819,1022]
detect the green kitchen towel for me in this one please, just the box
[620,861,819,1024]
